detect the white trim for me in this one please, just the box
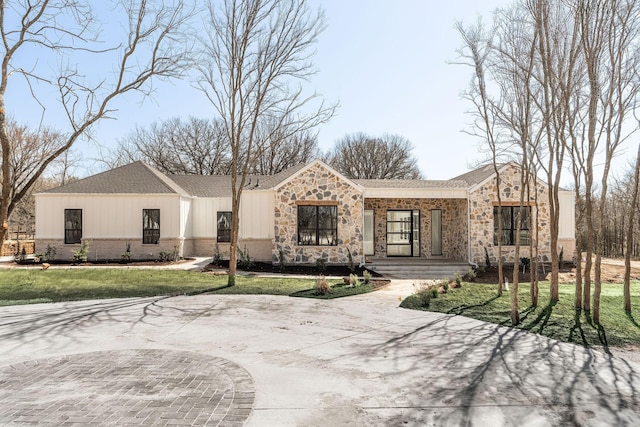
[363,188,467,199]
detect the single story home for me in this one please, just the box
[34,159,575,266]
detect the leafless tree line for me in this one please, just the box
[457,0,640,324]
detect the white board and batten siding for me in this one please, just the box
[558,190,575,240]
[35,194,182,240]
[190,190,274,240]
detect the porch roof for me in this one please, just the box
[358,179,468,199]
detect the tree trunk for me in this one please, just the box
[624,144,640,313]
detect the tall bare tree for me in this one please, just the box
[0,0,193,246]
[197,0,335,286]
[252,119,320,175]
[576,0,640,324]
[625,143,640,313]
[108,117,233,174]
[456,20,506,297]
[326,132,422,180]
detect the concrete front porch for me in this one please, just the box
[365,257,471,280]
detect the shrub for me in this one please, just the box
[315,257,327,274]
[213,243,223,265]
[71,240,90,264]
[430,286,439,298]
[159,245,180,263]
[314,276,332,295]
[278,248,287,272]
[35,244,57,263]
[520,257,530,273]
[363,269,372,284]
[413,281,434,307]
[484,247,491,268]
[121,241,132,262]
[454,272,462,287]
[466,269,476,283]
[349,273,359,287]
[237,245,253,268]
[347,248,356,273]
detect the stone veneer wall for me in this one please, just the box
[468,165,552,264]
[273,163,364,265]
[364,198,468,261]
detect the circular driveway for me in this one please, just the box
[1,291,639,426]
[0,349,253,426]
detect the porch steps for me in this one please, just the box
[366,258,471,280]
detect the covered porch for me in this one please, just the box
[363,196,469,262]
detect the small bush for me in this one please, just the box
[454,272,462,287]
[349,273,360,287]
[315,257,327,274]
[484,247,491,268]
[71,240,90,264]
[121,241,132,262]
[237,245,253,268]
[520,257,530,273]
[213,243,223,265]
[415,281,434,307]
[363,270,372,284]
[314,276,332,295]
[159,245,180,263]
[431,286,439,298]
[347,248,356,273]
[465,269,476,283]
[278,248,287,272]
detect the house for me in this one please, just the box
[34,160,575,267]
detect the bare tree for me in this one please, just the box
[197,0,336,286]
[109,117,233,175]
[0,0,193,246]
[252,119,320,175]
[456,20,507,298]
[326,132,422,180]
[575,0,640,324]
[625,143,640,313]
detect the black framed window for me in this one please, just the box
[64,209,82,244]
[494,206,530,246]
[298,205,337,246]
[143,209,160,244]
[217,211,232,242]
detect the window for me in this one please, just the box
[494,206,530,246]
[64,209,82,244]
[217,211,232,242]
[298,205,337,246]
[143,209,160,244]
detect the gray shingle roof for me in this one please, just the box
[355,179,469,189]
[450,163,502,186]
[44,161,186,194]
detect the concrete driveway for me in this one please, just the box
[1,286,640,426]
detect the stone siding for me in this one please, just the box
[364,198,468,261]
[468,165,552,264]
[273,163,364,265]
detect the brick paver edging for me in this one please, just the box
[0,349,255,426]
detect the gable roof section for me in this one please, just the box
[272,159,363,192]
[43,161,187,195]
[450,163,503,187]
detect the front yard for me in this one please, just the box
[401,280,640,347]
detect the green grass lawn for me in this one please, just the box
[0,269,315,305]
[401,281,640,347]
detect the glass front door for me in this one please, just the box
[387,210,420,257]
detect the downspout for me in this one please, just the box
[467,189,478,268]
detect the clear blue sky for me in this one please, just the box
[74,0,520,179]
[10,0,544,179]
